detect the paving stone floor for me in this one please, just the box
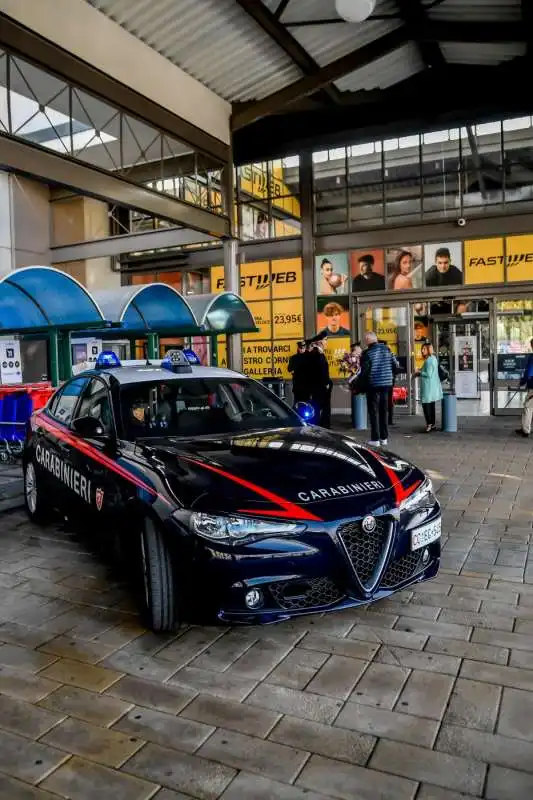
[0,417,533,799]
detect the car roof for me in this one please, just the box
[81,364,248,385]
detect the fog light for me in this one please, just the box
[245,588,264,609]
[421,548,430,565]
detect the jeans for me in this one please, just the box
[366,387,389,442]
[422,401,436,427]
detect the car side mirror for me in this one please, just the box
[72,415,108,439]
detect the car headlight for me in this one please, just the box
[400,479,435,512]
[188,512,304,543]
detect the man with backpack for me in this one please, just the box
[516,338,533,438]
[356,332,397,447]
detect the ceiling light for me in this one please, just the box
[335,0,377,23]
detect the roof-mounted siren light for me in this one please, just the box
[95,350,121,369]
[161,349,193,374]
[183,348,201,365]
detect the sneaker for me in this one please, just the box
[515,429,530,437]
[380,439,388,447]
[367,440,380,447]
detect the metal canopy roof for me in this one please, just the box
[186,292,258,334]
[0,267,106,333]
[91,283,200,334]
[85,0,532,159]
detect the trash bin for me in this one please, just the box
[441,391,457,433]
[262,378,286,401]
[352,393,367,430]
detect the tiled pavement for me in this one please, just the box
[0,418,533,799]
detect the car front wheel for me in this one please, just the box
[24,460,50,525]
[139,517,178,632]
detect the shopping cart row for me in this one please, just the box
[0,383,54,463]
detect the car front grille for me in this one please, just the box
[269,577,343,611]
[338,517,391,590]
[381,551,423,588]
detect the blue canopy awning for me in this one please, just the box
[186,292,258,334]
[91,284,200,334]
[0,267,106,332]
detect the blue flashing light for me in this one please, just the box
[161,349,193,374]
[183,348,201,365]
[95,350,121,369]
[295,401,315,422]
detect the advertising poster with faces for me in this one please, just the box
[386,246,423,291]
[350,249,386,293]
[315,253,350,296]
[316,296,350,339]
[424,242,463,288]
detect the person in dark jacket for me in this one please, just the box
[288,341,310,406]
[516,338,533,437]
[359,331,395,447]
[307,336,332,428]
[378,340,401,425]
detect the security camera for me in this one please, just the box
[457,217,467,227]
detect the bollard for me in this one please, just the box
[441,392,457,433]
[352,393,367,430]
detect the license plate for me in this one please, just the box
[411,518,441,551]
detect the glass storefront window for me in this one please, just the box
[496,301,533,380]
[237,159,301,240]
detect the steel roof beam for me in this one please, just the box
[234,0,343,106]
[396,0,446,70]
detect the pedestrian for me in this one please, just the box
[308,337,332,428]
[415,343,442,432]
[516,338,533,438]
[357,331,395,447]
[287,341,310,406]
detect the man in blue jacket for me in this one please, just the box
[360,331,396,447]
[516,339,533,438]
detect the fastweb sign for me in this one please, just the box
[215,269,298,292]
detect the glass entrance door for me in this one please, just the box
[494,299,533,415]
[356,302,411,414]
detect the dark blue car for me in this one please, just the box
[23,351,441,631]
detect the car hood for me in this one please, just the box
[139,426,424,522]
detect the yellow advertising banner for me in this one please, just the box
[464,238,505,285]
[243,301,272,342]
[365,309,399,355]
[324,337,351,380]
[242,341,273,378]
[238,163,301,218]
[210,265,224,294]
[506,234,533,283]
[216,336,227,369]
[271,258,303,299]
[272,298,304,340]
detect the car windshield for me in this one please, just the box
[119,377,302,440]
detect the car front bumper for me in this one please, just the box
[168,503,441,624]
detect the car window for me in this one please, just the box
[119,378,300,440]
[49,378,89,426]
[76,378,114,435]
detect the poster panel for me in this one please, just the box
[423,242,463,287]
[210,265,224,293]
[316,296,350,338]
[315,253,350,296]
[271,258,303,299]
[0,338,23,385]
[350,249,385,293]
[242,300,272,342]
[385,245,423,290]
[323,337,351,380]
[464,238,504,284]
[240,261,270,301]
[506,234,533,283]
[272,298,304,340]
[272,340,298,380]
[455,335,478,398]
[241,341,273,378]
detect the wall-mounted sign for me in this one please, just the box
[506,234,533,283]
[0,338,22,385]
[464,238,505,285]
[272,298,304,340]
[242,301,272,342]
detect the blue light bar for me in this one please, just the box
[95,350,121,368]
[183,348,201,365]
[161,349,193,374]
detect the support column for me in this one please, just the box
[210,335,218,367]
[223,238,242,372]
[59,332,72,382]
[48,330,60,387]
[146,333,160,361]
[300,151,315,339]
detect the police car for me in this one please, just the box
[23,349,441,631]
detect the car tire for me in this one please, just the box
[139,517,178,632]
[24,459,50,525]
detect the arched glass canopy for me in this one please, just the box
[91,284,200,334]
[187,292,258,334]
[0,267,106,332]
